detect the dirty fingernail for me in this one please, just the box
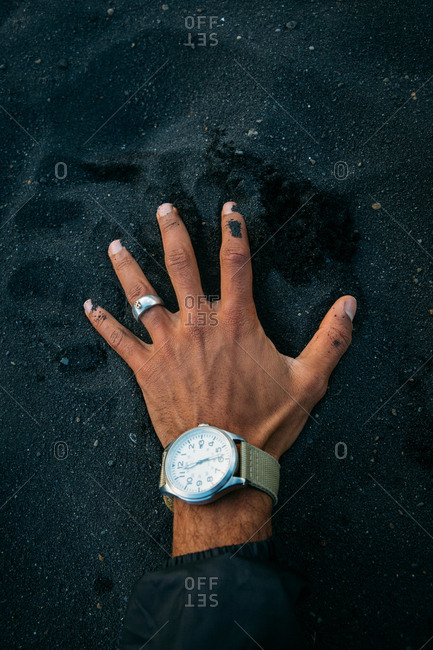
[223,201,237,215]
[344,297,357,322]
[109,239,123,255]
[158,203,173,216]
[84,299,93,314]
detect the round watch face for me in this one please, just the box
[165,426,236,501]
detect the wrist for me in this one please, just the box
[172,486,273,556]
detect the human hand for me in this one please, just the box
[84,201,356,463]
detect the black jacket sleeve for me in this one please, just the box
[121,536,310,650]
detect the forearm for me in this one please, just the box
[172,487,272,556]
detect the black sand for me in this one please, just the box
[1,1,432,648]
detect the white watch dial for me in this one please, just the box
[165,427,234,496]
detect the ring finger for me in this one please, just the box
[108,239,172,340]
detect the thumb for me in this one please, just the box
[297,295,356,377]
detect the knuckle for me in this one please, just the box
[113,255,132,272]
[184,324,207,343]
[221,306,255,336]
[165,247,191,273]
[300,369,329,400]
[185,314,208,341]
[140,340,175,380]
[220,245,250,268]
[108,328,125,350]
[159,216,180,233]
[321,325,352,349]
[126,282,148,304]
[140,306,165,329]
[316,376,329,399]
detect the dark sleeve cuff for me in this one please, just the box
[165,535,293,566]
[121,536,310,650]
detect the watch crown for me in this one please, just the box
[198,422,209,427]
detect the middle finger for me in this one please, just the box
[156,203,204,316]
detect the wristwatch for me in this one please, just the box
[159,423,280,512]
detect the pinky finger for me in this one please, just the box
[84,299,148,373]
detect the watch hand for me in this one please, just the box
[184,457,211,469]
[184,455,218,469]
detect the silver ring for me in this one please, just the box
[132,295,164,321]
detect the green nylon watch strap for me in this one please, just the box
[238,441,280,506]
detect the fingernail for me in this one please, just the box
[223,201,237,215]
[84,299,93,314]
[109,239,123,255]
[344,297,357,322]
[158,203,173,216]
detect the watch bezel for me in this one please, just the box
[163,425,238,504]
